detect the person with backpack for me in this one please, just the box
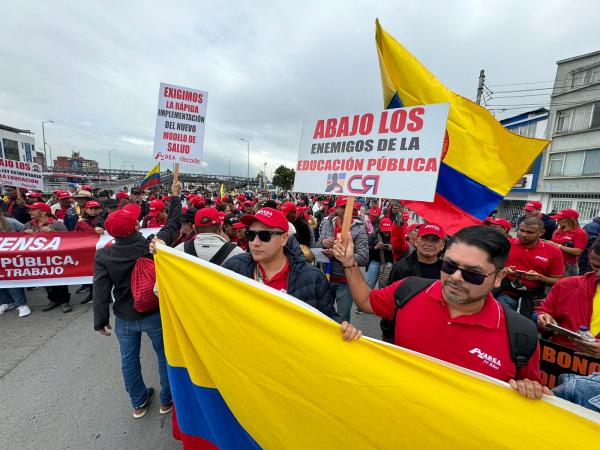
[93,183,182,419]
[333,225,551,399]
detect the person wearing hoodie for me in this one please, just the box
[93,182,182,419]
[223,208,340,322]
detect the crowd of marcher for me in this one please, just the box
[2,180,600,426]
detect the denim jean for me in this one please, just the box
[114,312,171,408]
[331,282,353,323]
[553,372,600,413]
[0,288,27,307]
[366,261,381,289]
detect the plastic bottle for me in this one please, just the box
[578,326,596,342]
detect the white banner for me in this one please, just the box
[153,82,208,166]
[0,158,44,191]
[293,103,449,200]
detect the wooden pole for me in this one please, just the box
[340,196,354,246]
[173,163,180,191]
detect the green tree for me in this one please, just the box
[272,165,295,191]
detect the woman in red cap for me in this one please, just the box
[549,209,588,276]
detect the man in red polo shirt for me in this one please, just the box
[495,217,564,317]
[333,225,550,399]
[115,191,130,209]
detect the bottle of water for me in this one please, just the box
[579,326,596,342]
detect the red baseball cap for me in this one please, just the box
[368,206,382,217]
[104,205,140,238]
[243,200,253,207]
[26,202,51,214]
[418,223,445,239]
[335,197,349,207]
[406,223,422,234]
[148,200,166,217]
[485,217,512,232]
[280,201,297,214]
[149,195,157,201]
[237,194,246,202]
[551,208,579,220]
[57,191,72,200]
[82,184,93,191]
[193,196,206,207]
[379,218,393,232]
[217,211,226,224]
[27,192,42,198]
[523,201,542,212]
[232,222,246,230]
[240,207,289,232]
[115,191,129,200]
[195,208,220,227]
[85,200,102,209]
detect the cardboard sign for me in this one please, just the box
[0,158,43,191]
[539,338,600,389]
[153,82,208,165]
[293,104,449,199]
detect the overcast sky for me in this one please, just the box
[1,0,599,177]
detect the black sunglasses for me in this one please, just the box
[246,230,285,243]
[441,260,496,286]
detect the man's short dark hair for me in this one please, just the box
[521,216,544,229]
[591,237,600,257]
[262,200,278,209]
[447,225,510,270]
[196,223,221,234]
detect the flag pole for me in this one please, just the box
[340,196,355,246]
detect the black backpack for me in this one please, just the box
[393,277,538,368]
[184,240,237,265]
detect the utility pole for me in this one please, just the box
[476,69,485,105]
[241,138,250,188]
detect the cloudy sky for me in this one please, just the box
[1,0,599,177]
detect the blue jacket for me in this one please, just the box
[223,237,340,322]
[579,217,600,273]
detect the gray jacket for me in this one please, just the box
[22,219,67,232]
[316,216,369,279]
[175,233,244,263]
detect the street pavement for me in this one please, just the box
[1,284,382,449]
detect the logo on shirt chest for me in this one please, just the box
[469,347,502,370]
[534,255,549,263]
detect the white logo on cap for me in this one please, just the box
[259,209,273,218]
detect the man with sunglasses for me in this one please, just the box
[333,225,550,399]
[223,208,340,321]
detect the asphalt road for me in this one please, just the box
[1,285,381,450]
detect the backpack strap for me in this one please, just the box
[501,303,538,368]
[209,242,237,266]
[394,276,436,310]
[184,239,198,257]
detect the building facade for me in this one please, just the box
[536,50,600,225]
[496,108,549,223]
[53,151,98,172]
[0,124,37,163]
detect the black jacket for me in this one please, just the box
[92,196,182,330]
[292,216,312,248]
[387,251,441,286]
[3,200,29,224]
[223,237,340,322]
[368,229,393,263]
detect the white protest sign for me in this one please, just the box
[153,82,208,165]
[0,158,44,191]
[293,103,449,200]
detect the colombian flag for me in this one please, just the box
[376,20,549,233]
[155,245,598,449]
[140,163,161,191]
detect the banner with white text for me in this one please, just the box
[293,103,449,200]
[153,82,208,166]
[0,229,161,288]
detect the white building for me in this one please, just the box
[0,124,37,163]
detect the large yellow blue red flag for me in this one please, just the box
[155,245,599,449]
[139,163,160,191]
[375,20,549,233]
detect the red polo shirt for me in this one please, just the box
[552,227,588,266]
[148,216,167,228]
[506,238,564,289]
[257,259,290,293]
[369,279,541,382]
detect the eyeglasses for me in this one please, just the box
[246,230,285,243]
[441,260,496,286]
